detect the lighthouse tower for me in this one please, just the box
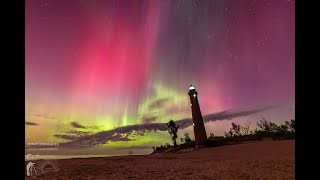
[188,85,207,148]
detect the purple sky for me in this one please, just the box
[25,0,295,156]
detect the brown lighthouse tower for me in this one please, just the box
[188,85,207,148]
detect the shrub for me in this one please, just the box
[152,119,294,154]
[184,133,192,144]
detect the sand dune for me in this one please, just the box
[26,139,294,179]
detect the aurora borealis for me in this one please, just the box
[26,0,295,157]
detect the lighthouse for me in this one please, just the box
[188,85,207,148]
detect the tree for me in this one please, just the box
[241,122,251,135]
[256,118,279,136]
[285,119,295,132]
[225,122,241,137]
[231,122,241,136]
[184,133,192,143]
[167,120,179,146]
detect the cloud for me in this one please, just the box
[66,130,92,136]
[110,133,131,142]
[116,145,151,150]
[56,123,167,148]
[142,116,157,123]
[56,104,280,148]
[175,105,276,129]
[25,121,39,126]
[203,105,274,122]
[54,134,78,140]
[131,130,145,136]
[148,98,169,110]
[70,122,85,128]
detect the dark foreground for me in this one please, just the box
[26,139,294,179]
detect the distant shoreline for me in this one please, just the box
[25,153,148,161]
[25,138,279,161]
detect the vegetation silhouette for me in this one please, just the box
[184,133,192,144]
[167,120,179,146]
[152,119,295,153]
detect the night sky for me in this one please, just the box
[25,0,295,158]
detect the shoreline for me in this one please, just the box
[25,139,294,179]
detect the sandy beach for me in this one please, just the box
[26,139,294,179]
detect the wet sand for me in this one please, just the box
[26,139,294,179]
